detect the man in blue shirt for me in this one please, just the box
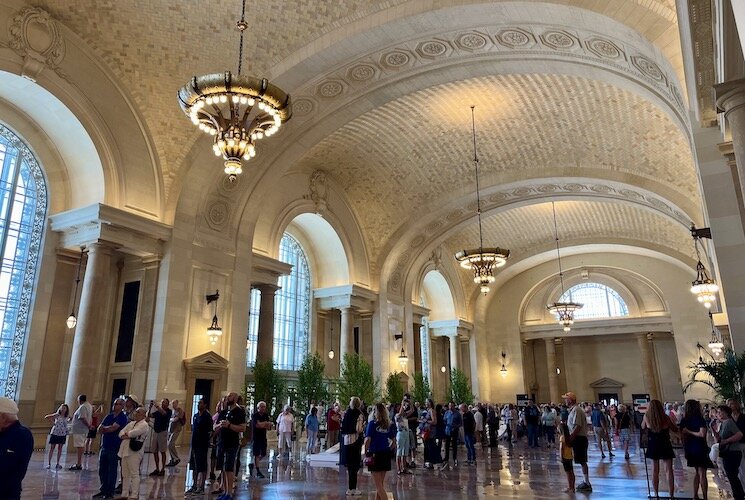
[524,400,541,448]
[94,398,128,498]
[0,397,33,499]
[590,403,613,458]
[443,401,462,466]
[186,398,214,496]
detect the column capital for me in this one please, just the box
[715,78,745,115]
[253,283,279,295]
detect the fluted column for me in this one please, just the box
[636,332,659,400]
[413,323,422,374]
[255,284,278,364]
[339,307,356,361]
[545,338,560,404]
[448,334,459,371]
[65,242,113,405]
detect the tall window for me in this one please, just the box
[274,234,310,370]
[559,283,629,320]
[0,124,47,398]
[246,233,310,370]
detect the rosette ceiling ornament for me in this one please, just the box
[454,106,510,295]
[177,0,292,181]
[547,202,582,332]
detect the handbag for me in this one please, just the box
[363,453,375,467]
[129,438,144,451]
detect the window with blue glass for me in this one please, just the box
[246,233,310,370]
[559,283,629,320]
[0,124,47,398]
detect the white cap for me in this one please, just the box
[0,397,19,415]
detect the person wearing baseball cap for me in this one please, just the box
[562,391,592,492]
[0,397,34,498]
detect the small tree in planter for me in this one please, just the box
[385,372,405,404]
[412,372,432,404]
[296,352,330,416]
[449,368,475,405]
[251,360,287,420]
[337,353,380,406]
[684,348,745,404]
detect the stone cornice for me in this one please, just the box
[314,284,377,312]
[520,314,672,340]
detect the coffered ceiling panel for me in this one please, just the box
[445,200,696,264]
[295,73,698,261]
[34,0,684,201]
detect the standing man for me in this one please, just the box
[564,392,592,492]
[94,398,128,499]
[403,394,418,468]
[70,394,92,470]
[185,399,213,496]
[148,398,172,476]
[249,401,272,479]
[487,404,499,447]
[524,400,541,448]
[443,401,462,467]
[591,403,613,458]
[0,397,33,498]
[462,404,477,465]
[167,400,185,467]
[215,392,245,500]
[326,403,341,449]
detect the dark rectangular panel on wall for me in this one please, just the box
[353,326,360,354]
[114,281,141,363]
[110,378,127,408]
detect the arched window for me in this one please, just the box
[559,283,629,319]
[246,233,310,370]
[0,124,47,397]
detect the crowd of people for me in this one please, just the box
[3,389,745,499]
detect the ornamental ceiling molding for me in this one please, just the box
[384,180,692,297]
[4,6,66,81]
[686,0,717,127]
[291,23,686,129]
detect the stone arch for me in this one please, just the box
[419,270,457,322]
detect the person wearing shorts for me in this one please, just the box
[394,404,410,475]
[250,402,271,479]
[148,399,172,476]
[564,391,592,492]
[215,392,246,500]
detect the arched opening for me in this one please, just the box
[558,282,630,320]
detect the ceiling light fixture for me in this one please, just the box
[206,290,222,345]
[177,0,292,182]
[454,106,510,295]
[65,246,85,329]
[707,311,725,356]
[690,225,719,309]
[547,202,582,332]
[500,351,507,377]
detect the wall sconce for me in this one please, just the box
[394,332,408,368]
[440,366,447,373]
[66,246,86,329]
[500,351,507,377]
[556,367,561,375]
[206,290,222,345]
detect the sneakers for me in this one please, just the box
[68,464,82,471]
[55,464,62,469]
[345,489,363,496]
[149,469,161,476]
[576,482,593,492]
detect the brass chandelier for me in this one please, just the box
[177,0,292,181]
[690,226,719,309]
[454,106,510,295]
[546,202,582,332]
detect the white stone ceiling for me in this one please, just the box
[294,73,698,263]
[36,0,685,200]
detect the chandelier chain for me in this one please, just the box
[237,0,248,75]
[470,106,484,251]
[551,201,566,294]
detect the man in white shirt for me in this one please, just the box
[70,394,92,470]
[564,392,592,492]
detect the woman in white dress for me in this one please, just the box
[118,407,150,499]
[276,405,295,456]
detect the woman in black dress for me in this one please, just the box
[680,399,714,500]
[340,396,364,496]
[642,399,679,498]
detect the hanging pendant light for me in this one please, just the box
[66,246,85,329]
[707,312,725,356]
[454,106,510,295]
[177,0,292,181]
[206,290,223,345]
[547,202,582,331]
[690,225,719,309]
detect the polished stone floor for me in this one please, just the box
[22,435,734,499]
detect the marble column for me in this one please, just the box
[714,79,745,349]
[448,334,459,371]
[255,284,278,364]
[636,332,659,400]
[339,307,356,360]
[64,242,113,405]
[545,338,560,404]
[413,323,422,374]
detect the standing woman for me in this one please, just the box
[542,405,556,448]
[44,404,70,469]
[305,407,319,455]
[642,399,679,499]
[85,404,103,456]
[616,404,633,460]
[680,399,714,500]
[712,405,745,500]
[118,407,150,500]
[276,405,295,456]
[365,403,395,500]
[422,399,443,469]
[341,396,364,496]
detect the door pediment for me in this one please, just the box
[589,377,624,389]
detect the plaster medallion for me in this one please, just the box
[631,55,666,83]
[541,30,577,50]
[536,184,561,193]
[293,98,315,116]
[618,188,645,201]
[427,220,443,232]
[7,6,66,80]
[455,32,488,51]
[563,183,586,192]
[446,208,465,221]
[417,40,448,58]
[489,192,510,202]
[586,38,623,60]
[317,80,345,98]
[495,28,532,48]
[589,184,615,194]
[410,235,426,248]
[206,200,230,229]
[381,50,410,68]
[348,63,376,81]
[511,186,534,196]
[219,173,240,194]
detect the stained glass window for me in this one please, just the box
[0,124,47,397]
[559,283,629,319]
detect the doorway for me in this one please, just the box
[598,393,619,407]
[193,378,213,416]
